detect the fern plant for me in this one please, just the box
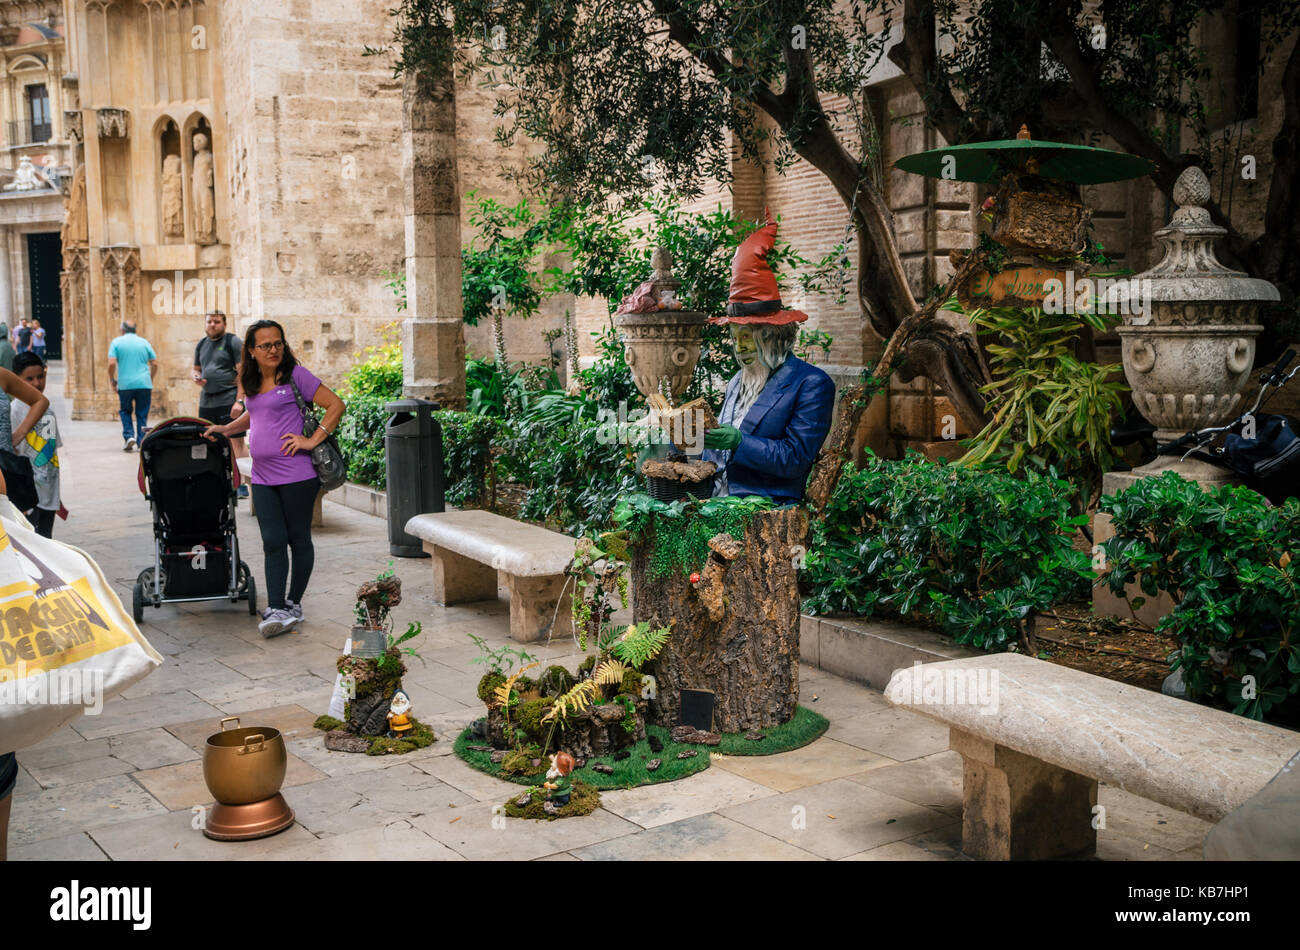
[610,622,671,670]
[492,661,539,748]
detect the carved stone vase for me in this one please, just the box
[1116,166,1279,484]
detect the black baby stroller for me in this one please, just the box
[132,417,257,622]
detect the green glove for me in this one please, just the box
[704,425,742,451]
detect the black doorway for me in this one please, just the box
[26,231,62,359]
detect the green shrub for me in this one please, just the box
[802,454,1091,651]
[501,415,638,537]
[1099,471,1300,722]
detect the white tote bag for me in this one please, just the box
[0,497,162,752]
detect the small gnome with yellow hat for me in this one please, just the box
[702,209,836,504]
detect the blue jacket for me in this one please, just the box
[704,356,836,504]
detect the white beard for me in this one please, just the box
[729,360,771,427]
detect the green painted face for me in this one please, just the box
[731,325,758,366]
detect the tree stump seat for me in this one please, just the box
[885,654,1299,860]
[405,510,575,643]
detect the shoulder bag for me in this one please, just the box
[289,376,347,491]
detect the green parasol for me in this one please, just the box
[895,125,1154,185]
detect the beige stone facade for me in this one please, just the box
[0,2,71,349]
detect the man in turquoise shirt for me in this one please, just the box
[107,320,158,451]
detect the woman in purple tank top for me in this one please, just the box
[204,319,345,638]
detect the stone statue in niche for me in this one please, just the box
[60,164,88,247]
[192,132,216,245]
[161,154,184,237]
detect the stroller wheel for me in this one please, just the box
[136,567,165,603]
[132,583,145,624]
[239,561,258,614]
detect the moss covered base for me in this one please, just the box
[320,716,437,756]
[716,706,829,756]
[504,781,601,821]
[455,723,710,790]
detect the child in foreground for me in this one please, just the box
[10,351,64,538]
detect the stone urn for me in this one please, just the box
[614,247,708,399]
[1116,166,1279,482]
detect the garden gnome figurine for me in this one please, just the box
[543,751,576,805]
[702,209,836,503]
[386,689,414,739]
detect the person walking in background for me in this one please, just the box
[9,352,63,538]
[30,320,45,361]
[13,319,30,354]
[107,320,157,452]
[0,324,14,371]
[203,320,345,638]
[193,310,249,498]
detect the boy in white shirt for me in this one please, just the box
[10,351,63,537]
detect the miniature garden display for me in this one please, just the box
[314,570,435,755]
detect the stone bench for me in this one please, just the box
[405,510,575,643]
[885,653,1300,860]
[236,457,325,526]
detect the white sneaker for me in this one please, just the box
[259,607,298,638]
[124,438,137,452]
[286,600,304,623]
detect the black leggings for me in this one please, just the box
[251,476,320,609]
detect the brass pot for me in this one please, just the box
[203,716,288,805]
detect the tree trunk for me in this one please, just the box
[633,508,807,733]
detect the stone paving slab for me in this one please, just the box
[285,734,453,778]
[238,820,465,861]
[411,797,641,861]
[844,750,964,818]
[286,764,477,837]
[87,809,319,860]
[133,753,329,811]
[10,774,170,848]
[597,766,778,829]
[163,704,324,751]
[22,754,140,789]
[568,813,821,861]
[842,824,967,861]
[8,831,110,862]
[720,777,956,860]
[72,693,228,742]
[711,737,895,792]
[106,728,203,771]
[826,707,951,761]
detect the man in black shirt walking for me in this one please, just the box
[193,310,248,497]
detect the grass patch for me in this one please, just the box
[503,781,601,821]
[454,723,710,790]
[716,706,828,756]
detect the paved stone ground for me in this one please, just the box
[7,366,1209,860]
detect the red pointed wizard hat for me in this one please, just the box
[711,208,809,326]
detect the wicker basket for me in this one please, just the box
[646,475,713,503]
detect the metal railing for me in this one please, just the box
[6,120,51,147]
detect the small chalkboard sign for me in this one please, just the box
[677,689,715,732]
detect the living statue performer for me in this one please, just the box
[702,210,836,504]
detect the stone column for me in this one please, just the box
[0,227,11,328]
[401,61,465,408]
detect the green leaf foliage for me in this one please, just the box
[613,493,775,578]
[1099,472,1300,723]
[802,454,1091,652]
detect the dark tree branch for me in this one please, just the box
[887,0,968,146]
[1039,7,1252,263]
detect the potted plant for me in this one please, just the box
[352,566,401,658]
